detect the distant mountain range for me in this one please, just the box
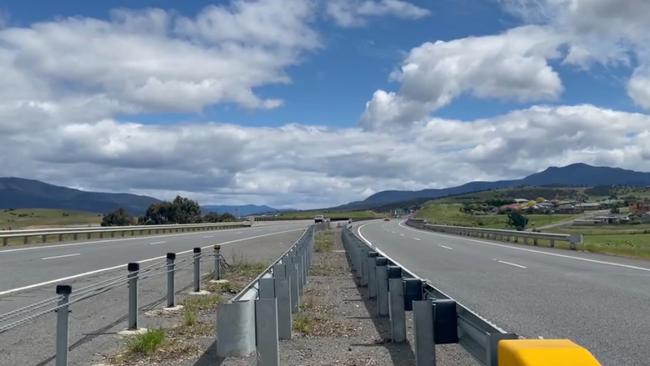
[0,177,160,215]
[333,163,650,210]
[0,177,280,217]
[201,204,279,217]
[4,163,650,215]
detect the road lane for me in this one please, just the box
[358,219,650,365]
[0,220,311,295]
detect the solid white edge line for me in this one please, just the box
[41,253,81,260]
[496,260,527,269]
[439,245,453,250]
[0,227,305,297]
[397,220,650,273]
[148,241,167,245]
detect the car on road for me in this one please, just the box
[383,218,390,221]
[314,215,324,223]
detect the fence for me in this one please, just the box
[0,220,320,366]
[342,226,601,366]
[215,222,324,365]
[0,221,251,246]
[406,218,582,250]
[0,242,230,366]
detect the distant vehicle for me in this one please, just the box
[384,218,390,221]
[314,215,324,223]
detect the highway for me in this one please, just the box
[0,220,311,366]
[357,219,650,366]
[0,220,311,311]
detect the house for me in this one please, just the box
[498,203,521,213]
[629,201,650,215]
[576,203,601,211]
[556,204,584,214]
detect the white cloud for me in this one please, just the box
[361,26,563,129]
[0,3,318,116]
[4,102,650,208]
[500,0,650,108]
[326,0,430,27]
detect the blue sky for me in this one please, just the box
[2,0,639,127]
[1,0,650,208]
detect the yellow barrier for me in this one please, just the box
[499,339,601,366]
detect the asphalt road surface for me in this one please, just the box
[0,220,311,365]
[357,219,650,366]
[0,220,310,299]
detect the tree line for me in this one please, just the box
[101,196,236,226]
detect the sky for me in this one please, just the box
[1,0,650,209]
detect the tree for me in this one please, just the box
[220,212,236,222]
[101,208,133,226]
[507,212,529,231]
[203,212,221,223]
[141,196,202,224]
[203,212,237,223]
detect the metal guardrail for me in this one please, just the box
[342,226,517,366]
[216,222,324,363]
[0,243,228,366]
[0,221,252,246]
[406,218,582,250]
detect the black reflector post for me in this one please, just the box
[403,278,423,311]
[433,299,459,344]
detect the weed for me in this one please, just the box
[315,230,334,252]
[183,294,222,312]
[126,329,165,356]
[183,308,197,327]
[293,314,313,335]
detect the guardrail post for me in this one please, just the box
[259,278,275,299]
[367,251,378,299]
[376,258,389,317]
[274,277,292,340]
[255,298,279,365]
[389,277,406,343]
[290,259,300,313]
[193,247,201,293]
[360,246,368,287]
[55,284,71,366]
[413,300,435,366]
[550,239,555,248]
[213,245,222,280]
[166,253,176,308]
[127,262,139,330]
[217,300,256,357]
[533,238,538,246]
[2,237,7,246]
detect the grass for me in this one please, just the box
[183,308,197,327]
[0,208,101,229]
[547,226,650,259]
[314,229,334,252]
[293,314,314,335]
[416,203,579,230]
[126,329,165,356]
[183,294,222,312]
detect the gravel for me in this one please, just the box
[278,227,478,366]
